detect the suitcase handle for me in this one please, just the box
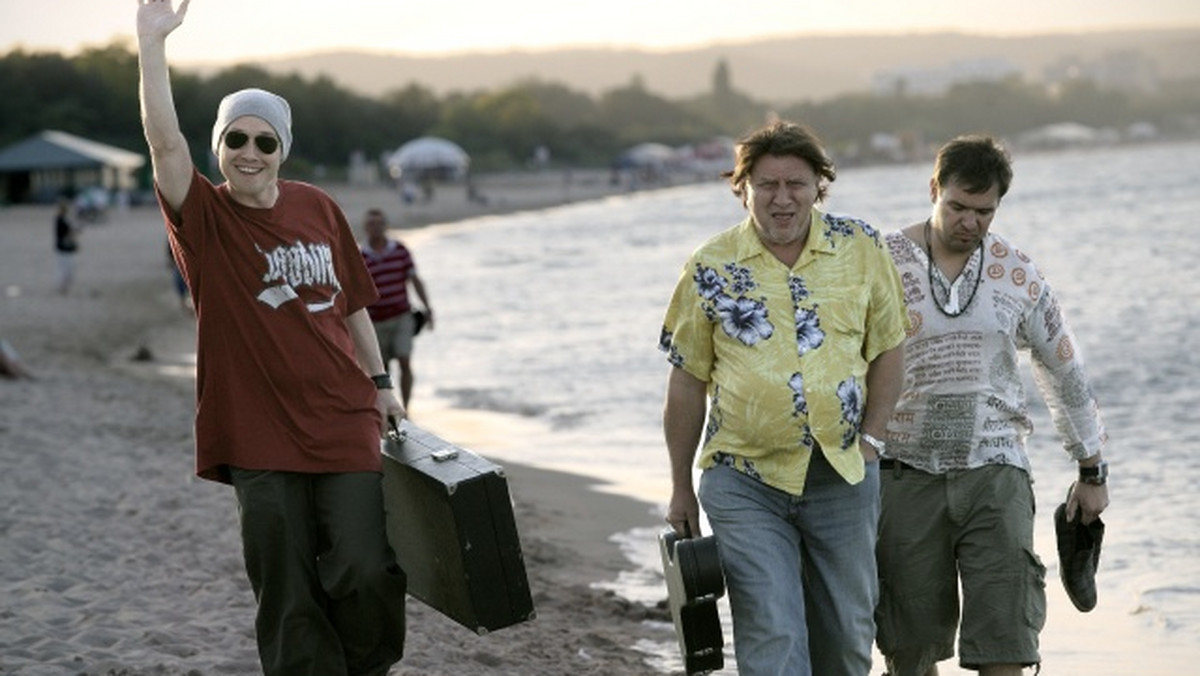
[386,417,459,462]
[387,416,406,442]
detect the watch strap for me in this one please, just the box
[1078,460,1108,485]
[861,432,887,454]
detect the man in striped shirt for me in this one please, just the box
[360,208,433,408]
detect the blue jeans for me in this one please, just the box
[699,453,880,676]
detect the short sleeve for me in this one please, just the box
[863,239,910,361]
[660,259,714,382]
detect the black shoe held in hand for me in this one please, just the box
[1054,484,1105,612]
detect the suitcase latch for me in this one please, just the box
[431,447,459,462]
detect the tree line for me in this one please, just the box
[3,40,1198,182]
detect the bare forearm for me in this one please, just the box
[862,344,904,437]
[663,366,707,536]
[664,367,707,489]
[348,308,406,425]
[138,40,182,152]
[347,309,387,376]
[136,0,193,209]
[412,276,431,309]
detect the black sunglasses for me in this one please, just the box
[223,131,280,155]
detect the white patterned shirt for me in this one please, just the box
[884,231,1106,474]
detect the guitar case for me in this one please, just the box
[658,527,726,674]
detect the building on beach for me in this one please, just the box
[0,130,145,205]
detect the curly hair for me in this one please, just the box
[725,120,837,205]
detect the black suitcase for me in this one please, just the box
[659,527,726,674]
[382,420,535,634]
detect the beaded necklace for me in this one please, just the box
[924,218,984,318]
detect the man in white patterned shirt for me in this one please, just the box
[876,135,1110,676]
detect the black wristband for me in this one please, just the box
[370,373,393,390]
[1078,460,1108,485]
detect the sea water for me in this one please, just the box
[402,141,1200,674]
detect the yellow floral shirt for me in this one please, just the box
[660,210,908,495]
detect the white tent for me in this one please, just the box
[0,130,145,203]
[618,142,677,169]
[1018,122,1101,148]
[385,137,470,180]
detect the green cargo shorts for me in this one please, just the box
[875,462,1046,675]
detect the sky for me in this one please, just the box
[1,0,1198,64]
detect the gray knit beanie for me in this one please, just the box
[211,88,293,161]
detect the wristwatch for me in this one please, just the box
[1078,460,1108,486]
[860,432,887,456]
[370,373,394,390]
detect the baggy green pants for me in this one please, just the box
[231,469,407,676]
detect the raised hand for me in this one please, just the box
[137,0,191,41]
[137,0,194,209]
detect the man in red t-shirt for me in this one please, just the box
[360,208,434,409]
[138,2,407,674]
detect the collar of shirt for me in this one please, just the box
[733,208,840,269]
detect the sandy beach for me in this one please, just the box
[0,172,680,675]
[7,156,1193,675]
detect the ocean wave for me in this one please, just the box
[434,386,547,418]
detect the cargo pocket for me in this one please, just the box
[1022,547,1048,632]
[876,579,950,675]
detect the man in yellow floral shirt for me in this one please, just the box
[660,120,907,676]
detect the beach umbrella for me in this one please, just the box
[386,137,470,180]
[616,142,678,169]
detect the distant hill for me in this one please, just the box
[182,28,1200,103]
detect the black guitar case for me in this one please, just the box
[658,527,726,674]
[381,420,535,634]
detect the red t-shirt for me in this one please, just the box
[162,170,382,483]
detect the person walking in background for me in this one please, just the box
[876,135,1109,676]
[0,338,34,379]
[166,239,193,313]
[659,120,908,675]
[136,1,407,674]
[54,196,80,295]
[360,208,433,410]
